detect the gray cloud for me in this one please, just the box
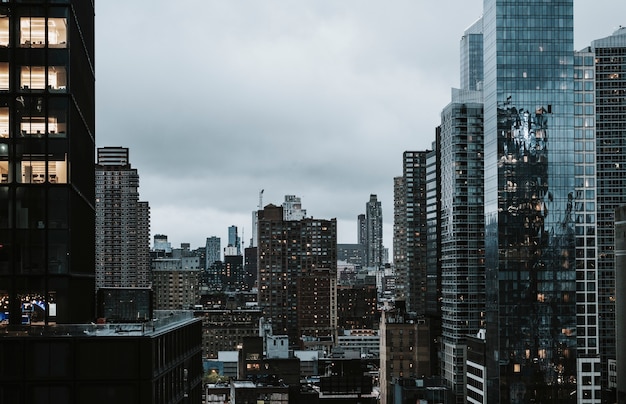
[96,0,626,249]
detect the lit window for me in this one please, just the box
[0,107,7,137]
[20,17,46,47]
[48,18,67,47]
[18,153,67,184]
[20,17,67,48]
[0,14,8,47]
[21,66,66,92]
[0,63,7,91]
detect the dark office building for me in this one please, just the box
[0,1,95,326]
[243,246,257,291]
[337,243,365,268]
[0,312,203,404]
[336,284,378,332]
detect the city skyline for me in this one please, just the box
[95,1,626,252]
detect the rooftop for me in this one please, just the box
[0,310,197,338]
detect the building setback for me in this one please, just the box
[95,147,150,289]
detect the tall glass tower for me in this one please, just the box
[0,1,95,326]
[482,1,577,401]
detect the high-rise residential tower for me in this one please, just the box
[588,27,626,396]
[614,206,626,403]
[256,204,337,347]
[482,0,577,401]
[95,147,150,289]
[393,152,429,316]
[393,176,407,302]
[438,97,484,401]
[0,1,95,325]
[205,235,220,268]
[573,47,602,403]
[364,194,383,268]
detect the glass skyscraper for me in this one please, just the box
[482,1,577,402]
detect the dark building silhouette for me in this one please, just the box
[337,284,378,332]
[0,5,204,403]
[0,0,95,326]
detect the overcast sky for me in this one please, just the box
[95,1,626,252]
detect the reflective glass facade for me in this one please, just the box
[482,1,577,402]
[460,17,484,92]
[0,1,95,326]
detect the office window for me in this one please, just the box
[0,107,7,137]
[48,18,67,47]
[0,63,7,91]
[20,17,46,47]
[15,153,66,184]
[21,66,67,92]
[20,17,67,48]
[0,14,8,47]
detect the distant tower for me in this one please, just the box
[357,214,366,246]
[364,195,383,268]
[205,236,221,268]
[95,147,151,289]
[251,189,264,247]
[228,225,241,255]
[153,234,172,254]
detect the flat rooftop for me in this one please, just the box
[0,310,197,338]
